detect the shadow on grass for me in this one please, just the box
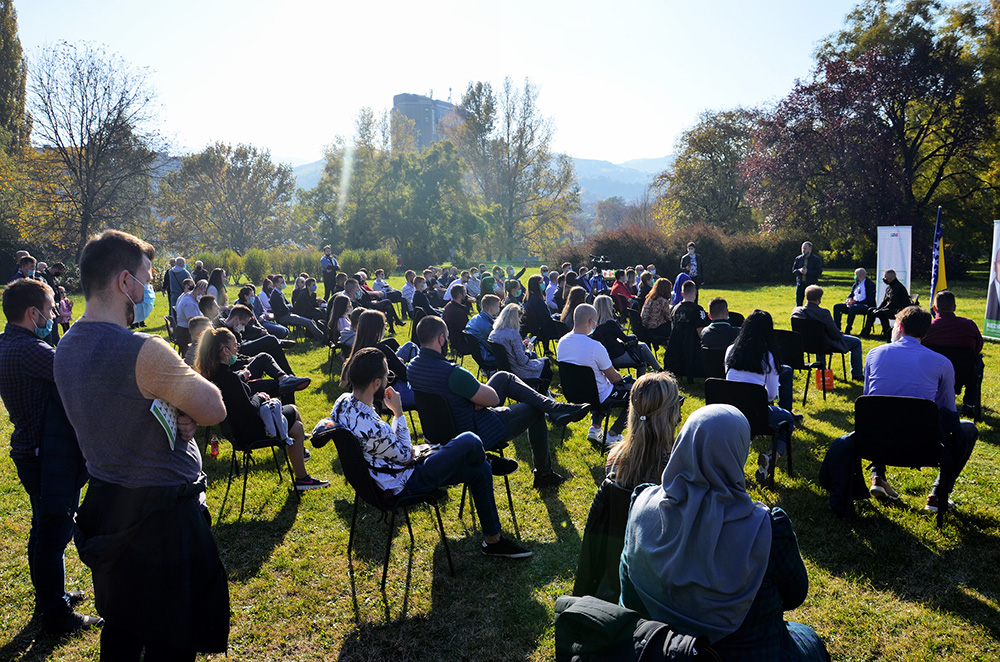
[213,489,300,582]
[0,619,61,662]
[787,482,1000,641]
[338,540,568,661]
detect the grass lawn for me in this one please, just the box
[1,269,998,661]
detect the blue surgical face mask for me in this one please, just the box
[249,295,256,305]
[311,284,317,292]
[32,308,53,338]
[127,272,156,324]
[26,269,35,278]
[277,282,286,290]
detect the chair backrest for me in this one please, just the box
[727,311,745,328]
[219,416,277,453]
[557,361,603,406]
[330,427,389,511]
[164,315,177,343]
[703,378,772,437]
[626,309,651,344]
[463,331,496,374]
[488,340,513,372]
[773,329,806,370]
[790,316,830,355]
[413,390,459,444]
[701,348,726,379]
[854,395,942,468]
[612,293,630,320]
[923,344,976,387]
[410,308,427,344]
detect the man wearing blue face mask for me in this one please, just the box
[9,254,38,283]
[0,278,102,635]
[54,230,229,659]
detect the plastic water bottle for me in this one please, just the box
[210,434,219,458]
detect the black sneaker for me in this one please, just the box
[548,403,591,427]
[487,454,518,476]
[43,610,104,636]
[532,470,566,489]
[755,453,770,486]
[278,375,311,394]
[481,536,533,559]
[294,476,330,491]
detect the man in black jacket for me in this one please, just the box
[861,270,910,341]
[791,241,822,307]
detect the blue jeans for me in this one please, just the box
[398,432,500,537]
[768,406,795,456]
[261,320,289,338]
[13,455,81,616]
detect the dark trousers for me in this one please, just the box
[487,371,560,472]
[593,383,631,435]
[244,353,285,380]
[795,282,814,308]
[833,302,869,333]
[241,335,293,374]
[101,622,196,662]
[13,455,81,617]
[323,273,337,302]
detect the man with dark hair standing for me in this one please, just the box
[679,242,703,285]
[408,315,589,488]
[791,241,822,307]
[0,278,101,635]
[54,230,229,660]
[37,261,67,344]
[320,245,339,300]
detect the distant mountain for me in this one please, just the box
[291,154,674,205]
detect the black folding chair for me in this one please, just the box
[557,361,628,454]
[409,308,427,345]
[727,311,745,327]
[854,395,952,527]
[330,428,454,589]
[488,340,547,393]
[774,329,826,405]
[701,348,726,379]
[462,331,497,379]
[704,378,792,487]
[216,417,299,522]
[164,315,178,348]
[612,294,631,325]
[627,308,664,355]
[924,344,983,422]
[412,390,518,537]
[791,316,848,381]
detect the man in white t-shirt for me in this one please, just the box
[556,303,631,446]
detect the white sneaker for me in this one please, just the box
[587,426,603,442]
[605,432,623,447]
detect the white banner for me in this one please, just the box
[985,220,1000,339]
[876,226,912,303]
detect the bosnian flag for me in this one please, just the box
[931,206,947,313]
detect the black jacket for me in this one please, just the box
[792,253,823,285]
[874,278,910,316]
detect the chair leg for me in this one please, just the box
[803,368,811,407]
[217,451,238,522]
[433,503,455,577]
[503,475,519,539]
[347,493,360,557]
[602,413,611,455]
[404,508,415,545]
[381,508,398,591]
[239,451,251,520]
[786,427,793,478]
[841,353,847,381]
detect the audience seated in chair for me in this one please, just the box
[640,276,673,346]
[791,285,864,380]
[465,295,501,362]
[591,295,661,375]
[340,310,417,408]
[344,277,403,334]
[411,276,442,317]
[824,306,977,513]
[620,404,829,661]
[559,285,587,330]
[700,297,740,351]
[195,328,328,490]
[663,280,709,379]
[331,348,531,559]
[524,274,568,355]
[183,316,213,366]
[557,304,631,448]
[174,278,206,357]
[222,304,295,374]
[833,267,876,334]
[442,284,473,356]
[609,269,635,307]
[922,290,985,418]
[269,274,327,341]
[488,303,552,385]
[408,315,588,489]
[725,309,798,485]
[861,269,910,340]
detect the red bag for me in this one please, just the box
[816,368,835,390]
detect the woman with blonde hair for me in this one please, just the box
[488,303,551,384]
[592,295,661,375]
[606,371,683,489]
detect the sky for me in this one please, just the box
[17,0,867,167]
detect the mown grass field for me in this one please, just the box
[0,269,998,661]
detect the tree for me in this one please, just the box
[450,78,580,259]
[0,1,27,152]
[156,142,296,255]
[652,109,759,234]
[29,42,161,259]
[744,0,998,261]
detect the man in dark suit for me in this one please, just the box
[861,269,910,340]
[792,285,864,380]
[791,241,823,307]
[833,267,876,334]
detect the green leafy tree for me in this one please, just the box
[450,78,580,260]
[0,1,28,152]
[156,142,295,255]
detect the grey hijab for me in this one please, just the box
[622,404,771,643]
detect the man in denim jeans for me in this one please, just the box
[0,278,101,634]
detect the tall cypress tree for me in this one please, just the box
[0,1,27,152]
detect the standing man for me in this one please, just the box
[37,261,67,344]
[861,269,910,341]
[791,241,822,307]
[54,230,229,660]
[320,245,339,301]
[190,260,209,284]
[0,278,101,635]
[680,242,703,285]
[9,253,37,282]
[833,267,876,334]
[167,256,193,317]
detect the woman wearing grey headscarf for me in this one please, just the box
[620,404,828,661]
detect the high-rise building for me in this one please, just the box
[392,93,463,151]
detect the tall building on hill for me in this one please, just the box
[392,93,464,151]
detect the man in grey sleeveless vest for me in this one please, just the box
[54,230,229,661]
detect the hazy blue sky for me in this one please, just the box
[18,0,866,166]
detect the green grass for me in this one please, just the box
[1,271,999,661]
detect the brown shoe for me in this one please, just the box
[869,477,899,501]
